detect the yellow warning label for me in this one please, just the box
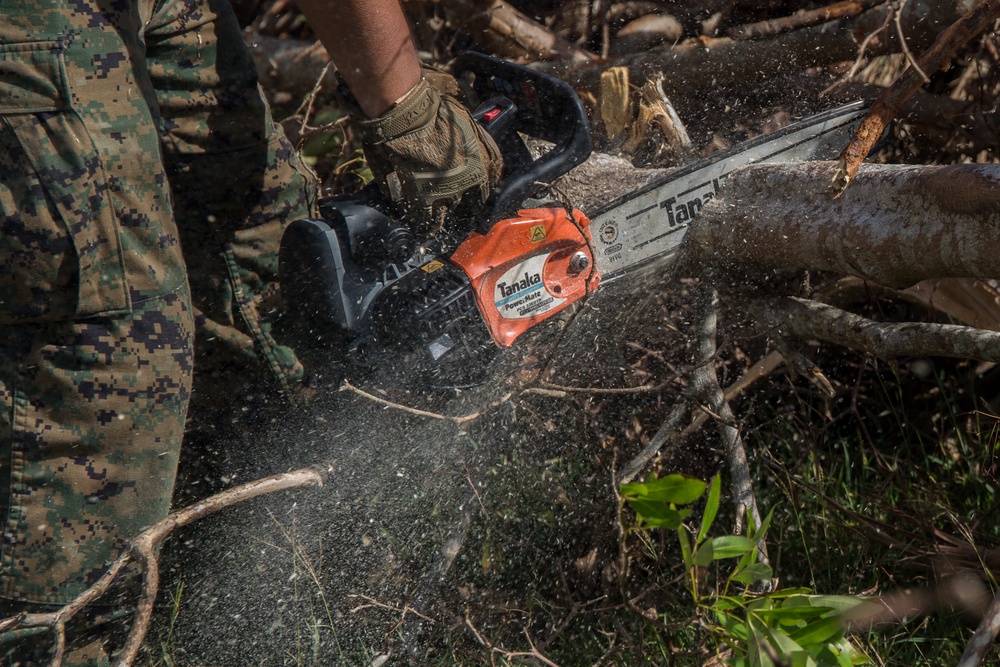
[421,260,445,274]
[529,224,547,243]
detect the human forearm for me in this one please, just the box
[295,0,421,118]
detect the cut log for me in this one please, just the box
[685,161,1000,289]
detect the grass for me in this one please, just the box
[743,353,999,666]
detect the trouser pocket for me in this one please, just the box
[0,41,129,324]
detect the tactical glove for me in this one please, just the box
[356,74,504,236]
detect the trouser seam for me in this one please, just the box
[0,377,25,601]
[221,248,293,393]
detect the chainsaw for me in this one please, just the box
[279,52,868,387]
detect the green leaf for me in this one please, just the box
[698,474,722,543]
[627,499,689,529]
[692,539,715,567]
[625,474,707,505]
[788,616,844,646]
[750,507,775,541]
[796,595,868,615]
[715,610,750,642]
[710,535,756,559]
[618,481,649,499]
[747,621,775,667]
[732,562,774,585]
[677,523,693,567]
[712,595,747,612]
[764,626,805,658]
[755,605,834,625]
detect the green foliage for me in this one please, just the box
[621,474,870,666]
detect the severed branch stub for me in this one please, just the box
[0,468,326,667]
[830,0,1000,195]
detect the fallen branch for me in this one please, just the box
[442,0,596,64]
[957,586,1000,667]
[831,0,1000,194]
[551,0,968,117]
[0,468,326,667]
[689,284,764,547]
[756,297,1000,363]
[686,162,1000,290]
[728,0,888,41]
[618,351,786,484]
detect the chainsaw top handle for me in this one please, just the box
[455,52,593,230]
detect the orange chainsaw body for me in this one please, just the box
[450,207,600,348]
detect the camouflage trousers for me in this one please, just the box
[0,0,316,651]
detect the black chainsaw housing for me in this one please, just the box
[279,200,498,386]
[279,52,593,385]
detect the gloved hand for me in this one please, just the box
[355,72,504,236]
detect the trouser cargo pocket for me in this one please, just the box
[0,41,129,324]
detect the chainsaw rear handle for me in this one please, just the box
[455,52,593,228]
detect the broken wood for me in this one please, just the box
[442,0,597,64]
[831,0,1000,194]
[551,0,971,118]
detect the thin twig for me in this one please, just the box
[339,379,481,424]
[893,0,930,83]
[821,5,895,96]
[534,380,666,395]
[348,594,434,626]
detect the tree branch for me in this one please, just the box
[832,0,1000,194]
[957,585,1000,667]
[689,285,764,545]
[442,0,596,64]
[758,297,1000,362]
[728,0,888,41]
[686,162,1000,290]
[0,468,326,667]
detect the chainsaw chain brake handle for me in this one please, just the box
[455,51,594,228]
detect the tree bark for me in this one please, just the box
[550,1,975,111]
[442,0,597,63]
[685,162,1000,289]
[757,297,1000,362]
